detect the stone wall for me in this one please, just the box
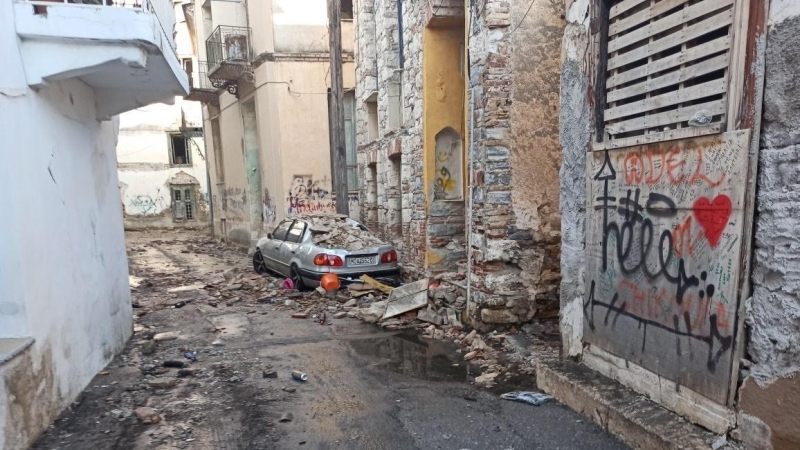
[354,0,427,277]
[467,0,564,329]
[355,0,564,327]
[739,2,800,449]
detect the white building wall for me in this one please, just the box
[117,99,210,229]
[0,45,132,450]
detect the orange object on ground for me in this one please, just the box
[320,273,340,292]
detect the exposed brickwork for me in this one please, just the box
[355,0,563,328]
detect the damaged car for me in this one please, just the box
[252,214,400,289]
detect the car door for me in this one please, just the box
[263,220,292,275]
[278,220,306,272]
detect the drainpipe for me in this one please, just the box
[466,89,474,322]
[201,125,215,238]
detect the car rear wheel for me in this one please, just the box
[290,264,309,291]
[253,250,268,275]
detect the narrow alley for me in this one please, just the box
[32,231,627,450]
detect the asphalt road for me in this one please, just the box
[33,231,628,450]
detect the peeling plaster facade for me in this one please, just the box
[190,0,357,249]
[557,0,800,447]
[353,0,565,328]
[0,0,187,447]
[117,4,210,230]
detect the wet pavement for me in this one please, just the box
[33,230,628,450]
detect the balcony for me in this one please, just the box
[206,25,253,96]
[185,62,220,105]
[13,0,189,119]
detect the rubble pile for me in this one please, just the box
[302,214,387,251]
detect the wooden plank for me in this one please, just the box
[608,10,733,70]
[607,36,729,88]
[584,131,750,404]
[610,0,689,37]
[594,124,722,150]
[607,53,729,103]
[606,99,725,134]
[605,78,726,121]
[726,0,750,130]
[609,0,733,52]
[360,274,394,293]
[610,0,650,20]
[727,0,768,409]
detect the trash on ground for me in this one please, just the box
[211,339,225,346]
[291,370,308,381]
[183,351,197,362]
[163,360,186,368]
[320,273,340,292]
[291,313,309,319]
[283,278,295,290]
[500,391,552,406]
[279,412,294,422]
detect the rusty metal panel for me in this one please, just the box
[584,130,750,404]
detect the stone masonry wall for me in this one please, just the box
[354,0,426,277]
[467,0,564,329]
[738,3,800,449]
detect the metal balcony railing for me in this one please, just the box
[188,62,214,90]
[206,26,253,70]
[22,0,177,56]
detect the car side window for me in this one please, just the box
[272,220,293,241]
[286,221,306,244]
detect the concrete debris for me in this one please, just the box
[148,378,178,389]
[303,215,387,251]
[334,311,347,319]
[211,339,225,346]
[134,407,161,424]
[358,301,388,324]
[153,332,179,342]
[474,371,500,387]
[291,313,309,319]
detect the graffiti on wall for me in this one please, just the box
[263,188,277,226]
[584,131,749,404]
[220,187,247,221]
[286,175,336,215]
[130,189,167,216]
[434,127,463,200]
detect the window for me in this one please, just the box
[286,221,306,243]
[366,97,378,141]
[172,186,196,221]
[182,58,193,86]
[272,220,293,241]
[598,0,734,146]
[211,119,225,183]
[344,91,358,191]
[387,81,402,130]
[341,0,353,19]
[170,133,191,166]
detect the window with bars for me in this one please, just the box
[599,0,735,145]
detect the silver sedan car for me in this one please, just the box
[252,215,400,289]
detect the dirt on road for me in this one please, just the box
[32,230,627,450]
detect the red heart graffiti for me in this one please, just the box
[693,195,732,248]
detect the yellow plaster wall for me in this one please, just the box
[422,26,466,203]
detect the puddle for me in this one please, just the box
[347,330,536,393]
[347,330,479,382]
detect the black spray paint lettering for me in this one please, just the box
[587,149,732,373]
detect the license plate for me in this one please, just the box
[348,256,375,266]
